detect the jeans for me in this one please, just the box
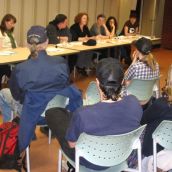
[0,88,22,122]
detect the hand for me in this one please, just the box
[132,50,139,64]
[59,36,68,43]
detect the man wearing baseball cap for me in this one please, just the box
[0,25,82,151]
[46,14,72,44]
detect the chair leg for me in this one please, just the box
[58,149,62,172]
[26,146,31,172]
[137,141,142,172]
[73,66,76,79]
[48,129,52,144]
[153,140,157,172]
[75,152,80,172]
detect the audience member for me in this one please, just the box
[124,37,159,86]
[46,58,143,170]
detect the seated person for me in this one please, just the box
[123,37,159,88]
[120,10,139,65]
[46,14,72,44]
[0,14,17,88]
[141,97,172,172]
[90,14,110,60]
[70,12,95,75]
[90,14,110,38]
[6,25,82,151]
[120,10,139,36]
[106,16,118,37]
[106,16,118,58]
[46,58,143,170]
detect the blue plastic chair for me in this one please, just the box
[152,120,172,172]
[58,125,146,172]
[126,79,158,104]
[26,94,69,172]
[83,81,101,106]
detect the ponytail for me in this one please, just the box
[141,53,157,71]
[99,82,122,101]
[30,43,38,59]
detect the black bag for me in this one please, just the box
[0,117,27,172]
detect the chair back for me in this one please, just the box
[85,81,100,105]
[41,95,69,117]
[75,125,146,167]
[126,79,157,102]
[153,120,172,150]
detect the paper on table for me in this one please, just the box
[46,47,64,52]
[0,50,15,56]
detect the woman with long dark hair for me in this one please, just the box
[0,14,17,89]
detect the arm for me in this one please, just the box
[46,24,60,44]
[102,24,110,36]
[9,67,24,103]
[65,110,83,148]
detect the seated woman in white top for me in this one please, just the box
[0,14,17,88]
[0,14,17,48]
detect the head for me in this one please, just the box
[129,11,137,25]
[74,13,88,26]
[134,37,157,70]
[0,14,16,34]
[106,16,117,32]
[54,14,68,29]
[97,14,106,26]
[27,25,48,58]
[96,58,124,101]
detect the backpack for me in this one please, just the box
[0,117,26,171]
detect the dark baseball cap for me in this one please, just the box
[27,26,48,44]
[134,37,152,55]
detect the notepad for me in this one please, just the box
[0,51,15,56]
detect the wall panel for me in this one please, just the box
[8,0,22,45]
[22,0,35,46]
[0,0,7,19]
[88,0,97,27]
[69,0,79,25]
[59,0,69,16]
[79,0,88,12]
[47,0,59,22]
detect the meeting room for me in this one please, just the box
[0,0,172,172]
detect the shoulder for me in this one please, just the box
[70,23,78,29]
[124,20,130,26]
[46,23,56,30]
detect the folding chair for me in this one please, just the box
[26,94,69,172]
[152,120,172,172]
[58,125,146,172]
[83,81,100,106]
[126,79,158,104]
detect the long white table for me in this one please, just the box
[0,35,161,64]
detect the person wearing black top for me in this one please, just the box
[120,11,139,65]
[120,11,139,36]
[69,13,95,75]
[46,14,72,44]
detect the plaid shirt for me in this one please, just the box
[124,60,159,80]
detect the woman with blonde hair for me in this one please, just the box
[124,37,159,86]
